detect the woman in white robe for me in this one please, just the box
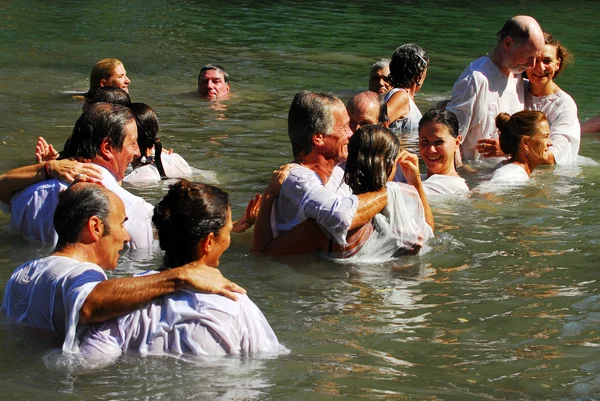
[78,180,282,363]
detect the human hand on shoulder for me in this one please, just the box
[265,163,294,196]
[50,159,104,183]
[175,262,246,301]
[477,138,505,158]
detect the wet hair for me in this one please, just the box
[344,125,400,194]
[288,91,343,158]
[496,16,535,46]
[62,103,135,159]
[127,103,167,179]
[54,183,112,248]
[198,64,230,84]
[90,58,123,90]
[496,110,548,156]
[389,44,429,89]
[419,109,459,138]
[543,32,573,78]
[371,58,390,72]
[152,179,230,269]
[84,86,131,106]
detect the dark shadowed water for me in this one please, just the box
[1,1,599,399]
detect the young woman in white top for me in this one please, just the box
[489,111,552,183]
[384,44,428,137]
[525,32,579,165]
[418,109,469,196]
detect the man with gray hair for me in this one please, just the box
[2,183,245,352]
[252,91,388,255]
[446,15,544,161]
[369,59,392,95]
[197,64,230,100]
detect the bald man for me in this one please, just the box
[347,91,388,133]
[446,16,544,161]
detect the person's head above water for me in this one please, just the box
[54,182,130,269]
[126,102,167,179]
[288,90,351,163]
[90,58,131,93]
[418,108,461,177]
[82,86,131,112]
[389,44,429,91]
[346,91,388,133]
[369,59,392,95]
[526,31,573,86]
[493,16,544,75]
[496,110,552,165]
[152,179,233,270]
[343,124,400,194]
[197,64,230,100]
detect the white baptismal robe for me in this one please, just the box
[7,165,153,249]
[1,256,106,352]
[123,153,193,184]
[79,274,281,360]
[489,163,529,184]
[422,174,470,197]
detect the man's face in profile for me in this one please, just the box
[198,69,230,100]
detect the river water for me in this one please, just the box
[1,0,599,400]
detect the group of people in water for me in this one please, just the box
[0,14,595,365]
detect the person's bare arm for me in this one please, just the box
[0,160,103,204]
[350,188,388,230]
[398,150,434,230]
[79,262,246,324]
[582,115,600,134]
[385,90,410,124]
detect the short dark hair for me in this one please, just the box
[54,183,112,248]
[288,91,342,158]
[344,124,399,194]
[152,179,230,269]
[62,103,135,159]
[389,44,429,89]
[419,109,460,138]
[496,110,548,155]
[84,86,131,106]
[198,64,230,84]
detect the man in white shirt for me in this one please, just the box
[446,15,544,161]
[252,91,388,254]
[8,103,152,249]
[2,183,246,352]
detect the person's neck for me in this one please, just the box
[529,80,560,97]
[488,49,511,77]
[295,153,337,185]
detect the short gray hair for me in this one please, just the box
[371,58,390,71]
[288,91,342,158]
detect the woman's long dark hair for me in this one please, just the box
[152,179,230,269]
[128,103,167,179]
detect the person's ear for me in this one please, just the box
[85,215,104,242]
[99,79,108,88]
[455,135,462,147]
[99,138,113,160]
[503,36,513,51]
[313,133,325,147]
[202,232,215,254]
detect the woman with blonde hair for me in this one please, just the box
[89,58,131,93]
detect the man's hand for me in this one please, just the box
[477,138,505,158]
[232,194,261,233]
[176,262,246,301]
[51,159,104,183]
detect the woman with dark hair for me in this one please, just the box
[253,125,433,261]
[418,109,470,196]
[123,103,193,184]
[525,32,579,164]
[488,111,552,183]
[79,179,281,361]
[385,44,429,136]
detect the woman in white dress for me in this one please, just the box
[489,111,552,184]
[123,103,193,184]
[385,44,428,137]
[525,32,579,165]
[417,109,469,196]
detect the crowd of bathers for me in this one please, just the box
[1,14,598,366]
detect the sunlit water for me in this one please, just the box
[1,0,599,399]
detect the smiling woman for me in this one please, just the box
[89,58,131,93]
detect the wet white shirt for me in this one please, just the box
[123,153,193,184]
[1,256,106,353]
[447,56,525,161]
[422,174,469,197]
[272,165,358,246]
[7,165,154,250]
[525,87,580,165]
[489,163,529,184]
[385,88,422,138]
[79,272,281,361]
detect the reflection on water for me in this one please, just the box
[1,0,600,399]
